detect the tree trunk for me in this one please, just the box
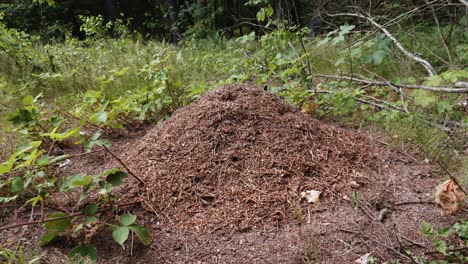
[167,0,180,43]
[310,0,329,35]
[276,0,283,22]
[104,0,118,22]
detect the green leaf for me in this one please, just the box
[44,212,71,233]
[112,226,129,245]
[119,213,137,226]
[453,221,468,239]
[39,232,58,246]
[128,225,151,246]
[256,9,265,22]
[432,239,447,254]
[83,203,98,216]
[60,174,92,192]
[419,221,434,236]
[9,177,24,193]
[436,227,451,237]
[368,50,387,65]
[106,171,128,186]
[93,139,111,148]
[84,216,98,226]
[339,24,355,35]
[413,90,437,107]
[79,184,91,203]
[89,111,107,124]
[36,155,49,166]
[25,195,43,206]
[68,244,97,263]
[22,96,34,106]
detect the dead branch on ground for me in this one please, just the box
[329,12,437,76]
[315,74,468,93]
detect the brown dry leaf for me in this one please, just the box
[301,190,321,204]
[435,178,465,215]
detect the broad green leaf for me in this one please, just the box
[22,96,34,106]
[93,139,111,148]
[68,244,97,263]
[339,24,355,35]
[89,112,107,124]
[256,9,265,22]
[419,221,434,236]
[83,203,98,216]
[413,90,437,107]
[79,184,91,203]
[44,212,71,233]
[84,216,98,226]
[453,221,468,239]
[367,50,387,65]
[62,127,81,139]
[119,213,136,226]
[112,226,129,245]
[432,239,447,254]
[89,130,102,142]
[39,232,58,246]
[9,177,24,193]
[436,227,451,237]
[106,171,128,186]
[0,163,9,174]
[128,225,151,246]
[60,175,92,192]
[36,155,49,166]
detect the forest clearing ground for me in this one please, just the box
[0,85,465,263]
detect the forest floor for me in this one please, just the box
[1,85,465,263]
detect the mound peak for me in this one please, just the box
[125,84,375,232]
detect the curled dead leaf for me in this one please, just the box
[301,190,321,204]
[435,178,465,215]
[355,252,372,264]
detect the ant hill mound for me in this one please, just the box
[124,84,378,232]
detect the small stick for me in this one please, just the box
[424,246,468,255]
[102,145,146,186]
[394,201,434,206]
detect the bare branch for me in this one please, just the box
[315,74,468,93]
[428,0,454,66]
[329,12,437,76]
[459,0,468,8]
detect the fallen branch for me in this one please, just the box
[424,246,468,255]
[0,200,141,231]
[102,145,146,186]
[394,201,434,206]
[315,74,468,93]
[459,0,468,8]
[355,97,402,112]
[329,12,436,76]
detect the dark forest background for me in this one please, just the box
[1,0,465,42]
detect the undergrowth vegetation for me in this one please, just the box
[0,1,467,262]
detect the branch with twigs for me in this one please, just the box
[315,74,468,93]
[329,12,437,76]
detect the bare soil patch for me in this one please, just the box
[0,84,465,263]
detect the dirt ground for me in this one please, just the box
[0,84,466,263]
